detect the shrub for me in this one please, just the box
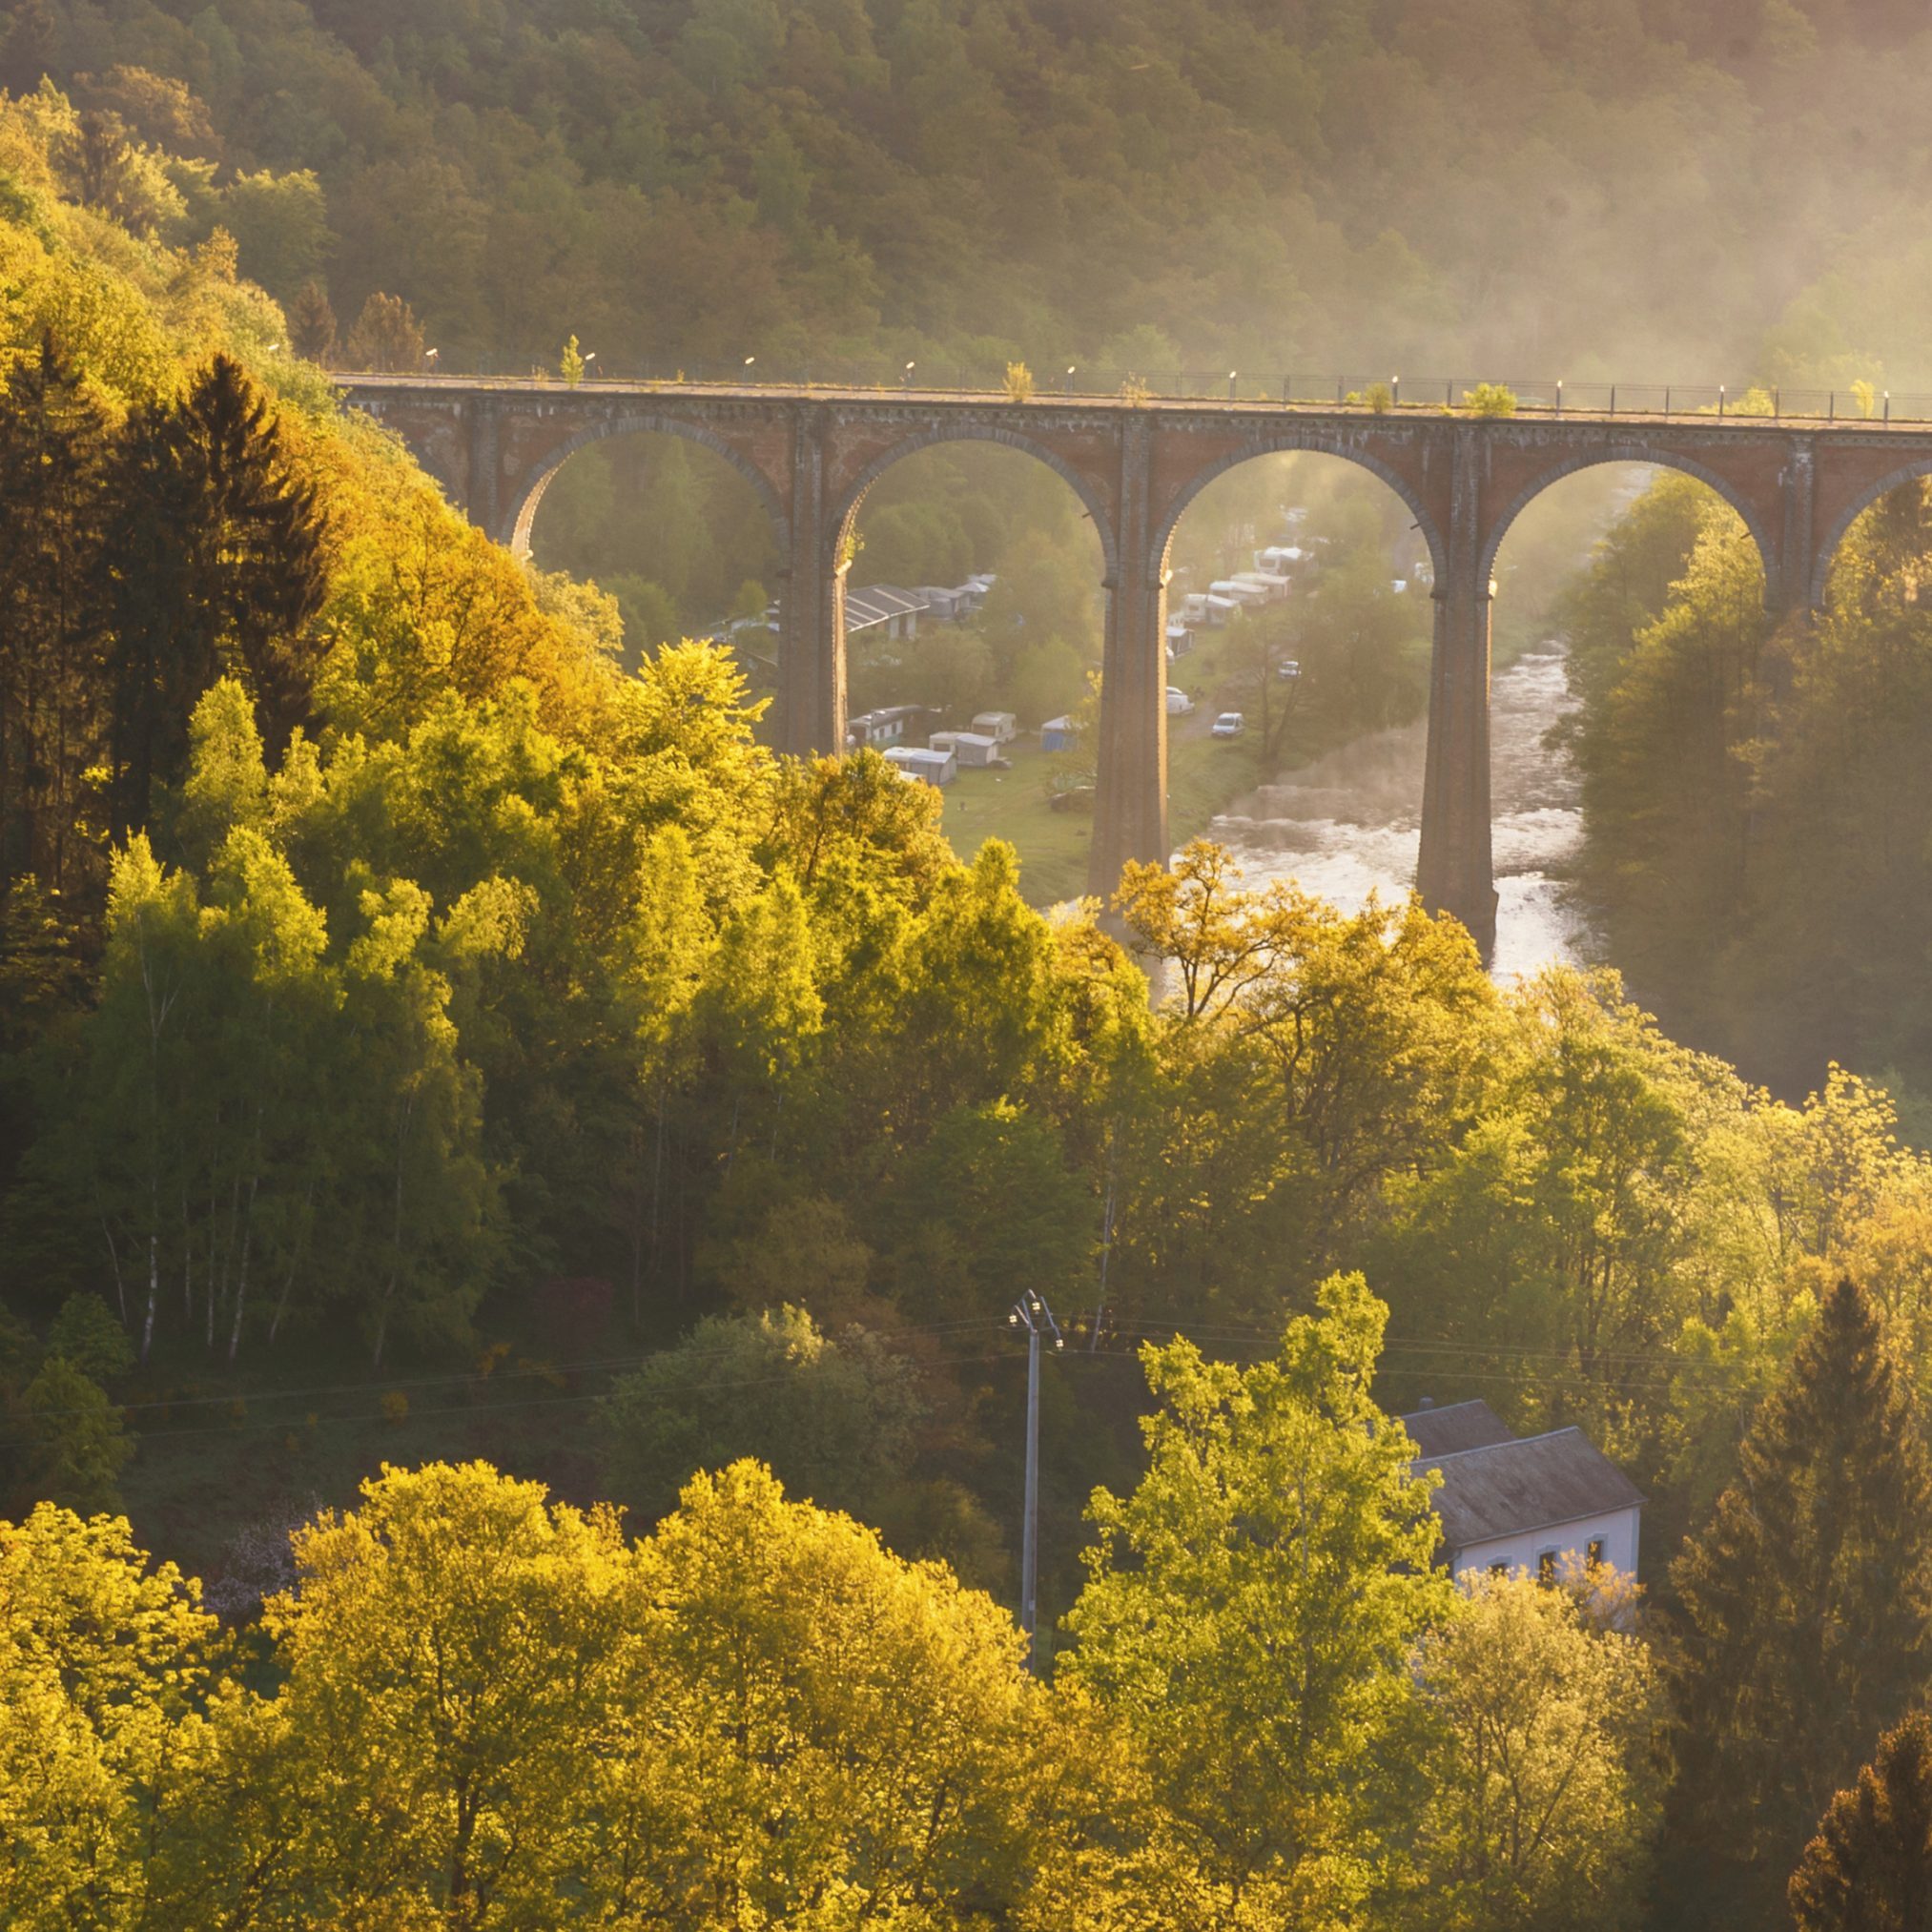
[1462,382,1518,417]
[1004,360,1035,402]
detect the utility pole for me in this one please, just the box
[1008,1292,1063,1672]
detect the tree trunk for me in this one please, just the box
[268,1179,315,1346]
[101,1217,127,1326]
[228,1172,257,1363]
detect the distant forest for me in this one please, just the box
[6,0,1930,388]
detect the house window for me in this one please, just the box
[1587,1537,1608,1571]
[1489,1561,1509,1578]
[1537,1550,1558,1587]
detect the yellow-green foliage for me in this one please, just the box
[1407,1567,1663,1932]
[0,81,621,755]
[1463,381,1518,416]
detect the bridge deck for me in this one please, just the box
[331,372,1922,435]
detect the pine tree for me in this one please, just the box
[1664,1278,1932,1928]
[0,334,114,895]
[104,355,326,835]
[1790,1713,1932,1931]
[285,280,338,364]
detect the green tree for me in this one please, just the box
[217,169,330,303]
[45,1294,134,1385]
[283,280,337,364]
[1406,1567,1664,1932]
[599,1304,924,1521]
[1062,1274,1452,1926]
[1665,1277,1932,1928]
[0,334,114,896]
[13,1357,131,1515]
[881,1099,1091,1321]
[1008,636,1085,728]
[105,355,327,834]
[618,1459,1043,1924]
[0,1505,216,1930]
[1789,1712,1932,1932]
[212,1462,630,1926]
[341,291,424,374]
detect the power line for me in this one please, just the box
[0,1345,1024,1452]
[7,1316,1001,1426]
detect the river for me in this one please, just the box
[1209,644,1600,980]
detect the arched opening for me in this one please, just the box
[1813,461,1932,609]
[830,436,1108,906]
[521,423,787,683]
[1490,459,1771,991]
[1155,448,1441,916]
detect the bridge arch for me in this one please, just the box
[828,422,1120,583]
[1152,433,1449,588]
[503,413,791,561]
[1476,447,1777,601]
[1809,459,1932,608]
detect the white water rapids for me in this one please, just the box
[1208,644,1599,979]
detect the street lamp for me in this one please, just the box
[904,360,915,387]
[583,351,598,379]
[1008,1292,1064,1673]
[1065,364,1077,395]
[1227,368,1238,399]
[744,356,756,381]
[425,346,440,371]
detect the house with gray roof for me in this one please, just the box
[1398,1399,1644,1586]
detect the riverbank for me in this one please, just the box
[1216,642,1598,980]
[939,620,1411,904]
[939,616,1559,907]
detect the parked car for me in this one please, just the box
[1276,659,1301,681]
[1211,711,1245,739]
[1165,687,1194,715]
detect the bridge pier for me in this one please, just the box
[779,411,844,758]
[1089,417,1168,908]
[466,399,500,538]
[1417,429,1498,956]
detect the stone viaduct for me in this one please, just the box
[337,375,1932,952]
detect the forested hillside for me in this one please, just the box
[6,0,1932,384]
[1558,472,1932,1113]
[10,10,1932,1928]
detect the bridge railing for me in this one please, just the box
[352,358,1932,423]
